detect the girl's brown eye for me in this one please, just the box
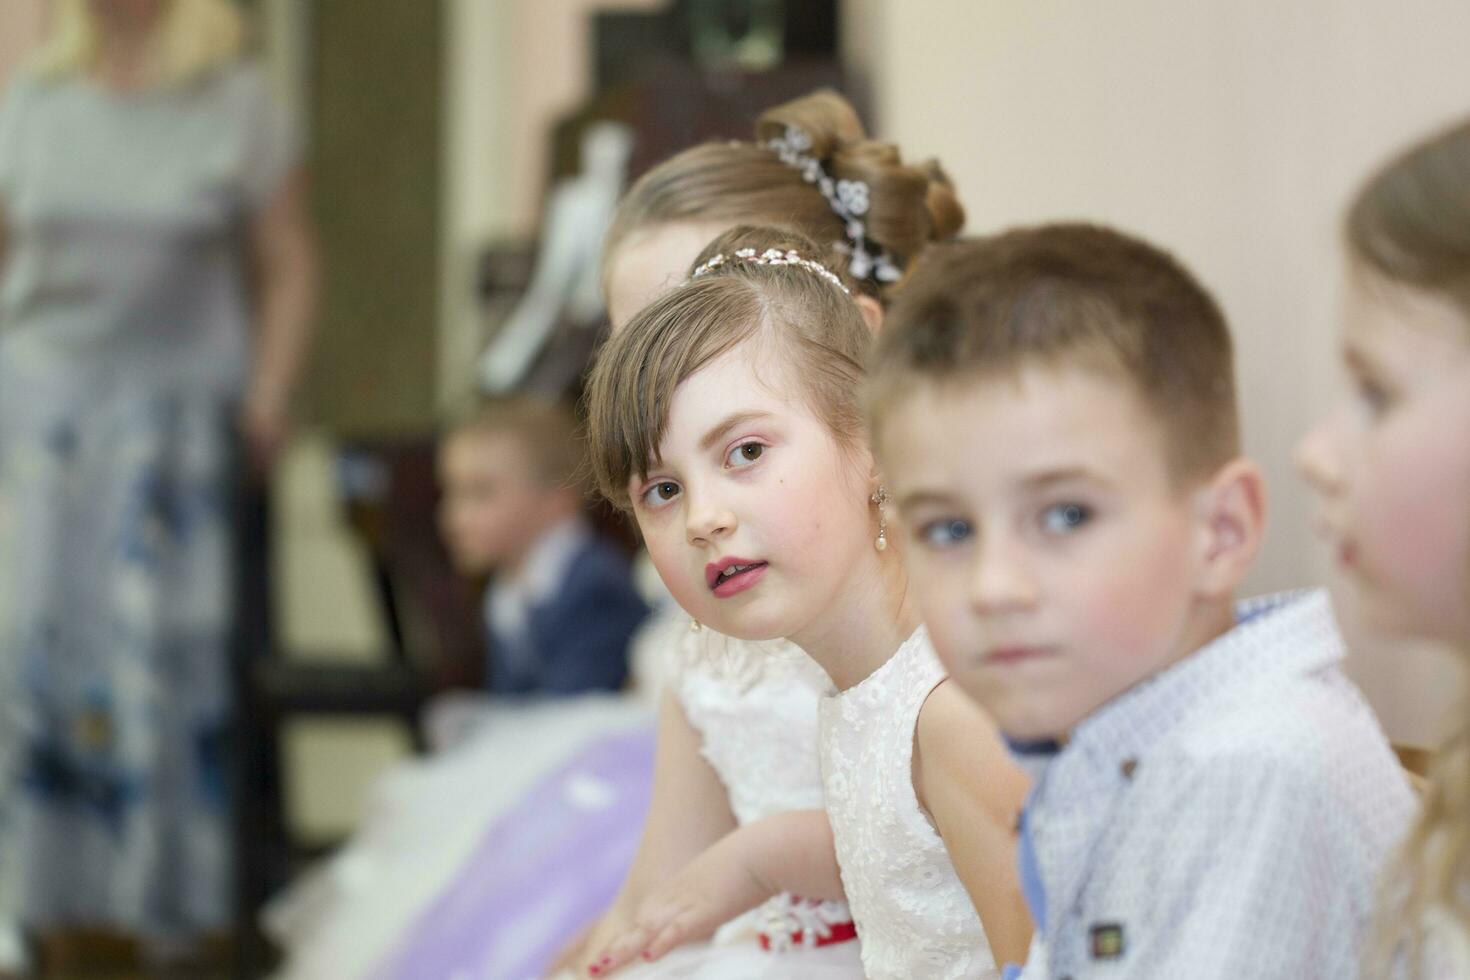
[657,482,679,500]
[741,444,763,461]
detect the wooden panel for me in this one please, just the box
[305,0,442,437]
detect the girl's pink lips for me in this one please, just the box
[1310,512,1359,569]
[707,559,769,598]
[705,556,765,588]
[979,645,1056,667]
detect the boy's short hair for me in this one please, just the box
[447,397,586,493]
[869,223,1240,482]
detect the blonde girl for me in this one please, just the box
[1297,116,1470,976]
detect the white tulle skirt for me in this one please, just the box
[549,937,864,979]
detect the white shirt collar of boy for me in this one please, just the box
[1011,589,1415,979]
[487,516,591,649]
[1011,589,1333,784]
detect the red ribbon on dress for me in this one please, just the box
[757,920,858,951]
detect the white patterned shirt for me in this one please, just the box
[1013,591,1415,979]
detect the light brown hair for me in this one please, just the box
[867,223,1240,484]
[37,0,244,89]
[1348,116,1470,323]
[447,397,586,494]
[1355,115,1470,977]
[602,89,965,299]
[585,225,871,510]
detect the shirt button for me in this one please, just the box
[1121,758,1138,780]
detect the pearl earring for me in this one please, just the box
[871,485,890,551]
[689,619,703,633]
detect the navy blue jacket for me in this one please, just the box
[486,536,648,696]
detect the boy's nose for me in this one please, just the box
[967,538,1039,613]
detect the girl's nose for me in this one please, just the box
[685,492,737,546]
[1294,417,1345,497]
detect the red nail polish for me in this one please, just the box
[642,951,653,961]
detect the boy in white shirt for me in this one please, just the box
[867,224,1415,979]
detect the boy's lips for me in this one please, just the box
[705,556,769,597]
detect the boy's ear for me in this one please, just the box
[856,294,884,335]
[1192,458,1268,600]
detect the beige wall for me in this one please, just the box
[856,0,1470,744]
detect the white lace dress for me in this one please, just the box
[819,627,1000,980]
[601,624,864,978]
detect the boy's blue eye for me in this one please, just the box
[641,481,681,508]
[1041,503,1091,534]
[726,442,765,468]
[918,518,972,549]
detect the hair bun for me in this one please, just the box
[917,160,965,243]
[755,89,868,159]
[756,90,966,279]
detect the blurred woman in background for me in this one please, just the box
[0,0,316,969]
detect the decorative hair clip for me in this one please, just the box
[765,125,903,285]
[692,246,851,295]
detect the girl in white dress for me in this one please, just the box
[552,90,966,978]
[1297,114,1470,979]
[579,225,1031,979]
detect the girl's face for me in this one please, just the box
[629,339,877,646]
[87,0,167,35]
[1297,269,1470,647]
[606,221,735,333]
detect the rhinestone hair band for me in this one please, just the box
[691,247,852,295]
[765,125,903,285]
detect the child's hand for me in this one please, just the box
[583,835,770,976]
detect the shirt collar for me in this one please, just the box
[1068,589,1341,775]
[518,516,590,605]
[493,516,590,606]
[1011,590,1341,784]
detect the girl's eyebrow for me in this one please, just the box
[1343,341,1383,379]
[698,411,775,451]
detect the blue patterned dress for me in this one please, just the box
[0,62,293,939]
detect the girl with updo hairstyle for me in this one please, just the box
[551,90,965,977]
[601,88,964,327]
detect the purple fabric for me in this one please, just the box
[373,727,656,980]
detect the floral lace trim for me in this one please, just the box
[674,623,826,694]
[756,894,853,952]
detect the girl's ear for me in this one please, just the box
[857,294,884,335]
[1191,458,1268,601]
